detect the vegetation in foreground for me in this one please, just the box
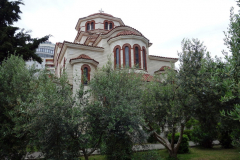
[84,146,240,160]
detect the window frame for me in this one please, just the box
[142,46,147,71]
[122,43,132,68]
[81,64,91,84]
[113,45,121,69]
[133,44,141,68]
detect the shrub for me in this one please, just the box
[185,118,199,129]
[168,133,189,154]
[133,150,162,160]
[192,125,217,148]
[218,130,233,148]
[183,130,193,141]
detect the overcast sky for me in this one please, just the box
[15,0,239,66]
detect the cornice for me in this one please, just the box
[149,55,178,62]
[107,35,149,46]
[70,59,99,67]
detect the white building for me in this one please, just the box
[54,12,178,92]
[26,41,55,73]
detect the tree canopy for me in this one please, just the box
[0,0,50,63]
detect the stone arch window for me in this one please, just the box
[104,21,108,30]
[81,64,91,84]
[133,44,141,68]
[122,43,131,68]
[142,47,147,70]
[85,20,95,31]
[114,45,121,68]
[104,20,114,30]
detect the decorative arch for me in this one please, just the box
[85,20,95,31]
[133,44,141,68]
[113,45,121,68]
[81,64,91,84]
[104,20,114,30]
[142,46,147,71]
[122,43,131,68]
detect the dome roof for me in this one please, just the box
[88,13,113,17]
[116,30,139,36]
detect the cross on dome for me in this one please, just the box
[99,8,104,13]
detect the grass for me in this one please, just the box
[83,145,240,160]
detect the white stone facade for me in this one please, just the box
[53,13,178,92]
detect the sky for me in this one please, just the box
[15,0,239,67]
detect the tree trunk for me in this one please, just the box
[82,149,89,160]
[169,150,178,160]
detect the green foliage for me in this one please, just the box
[183,130,193,141]
[218,130,233,148]
[133,150,163,160]
[0,55,38,159]
[0,0,50,63]
[168,133,189,154]
[87,60,147,160]
[192,125,217,148]
[185,118,199,130]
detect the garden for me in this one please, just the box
[1,0,240,160]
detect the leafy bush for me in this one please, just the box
[185,118,199,129]
[183,130,193,141]
[102,134,133,160]
[192,125,217,148]
[168,133,189,154]
[218,131,233,148]
[133,150,162,160]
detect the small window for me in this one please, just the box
[135,47,139,67]
[83,67,88,84]
[109,23,113,30]
[124,46,129,67]
[116,48,120,68]
[87,23,90,31]
[143,49,147,70]
[105,22,108,30]
[81,64,91,85]
[91,22,94,30]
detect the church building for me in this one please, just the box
[53,12,178,92]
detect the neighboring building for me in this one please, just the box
[54,12,178,93]
[26,41,55,73]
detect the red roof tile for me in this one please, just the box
[70,54,99,64]
[116,30,139,36]
[142,74,154,82]
[159,66,171,71]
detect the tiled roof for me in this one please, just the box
[64,41,104,49]
[70,54,99,64]
[102,25,143,36]
[159,66,171,71]
[88,13,113,17]
[116,30,139,36]
[142,74,154,82]
[150,55,178,60]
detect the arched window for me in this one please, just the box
[87,23,90,31]
[114,46,121,68]
[122,44,131,68]
[133,45,141,68]
[109,22,113,30]
[81,64,91,84]
[142,47,147,70]
[105,22,108,30]
[91,22,94,30]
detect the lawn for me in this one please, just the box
[83,145,240,160]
